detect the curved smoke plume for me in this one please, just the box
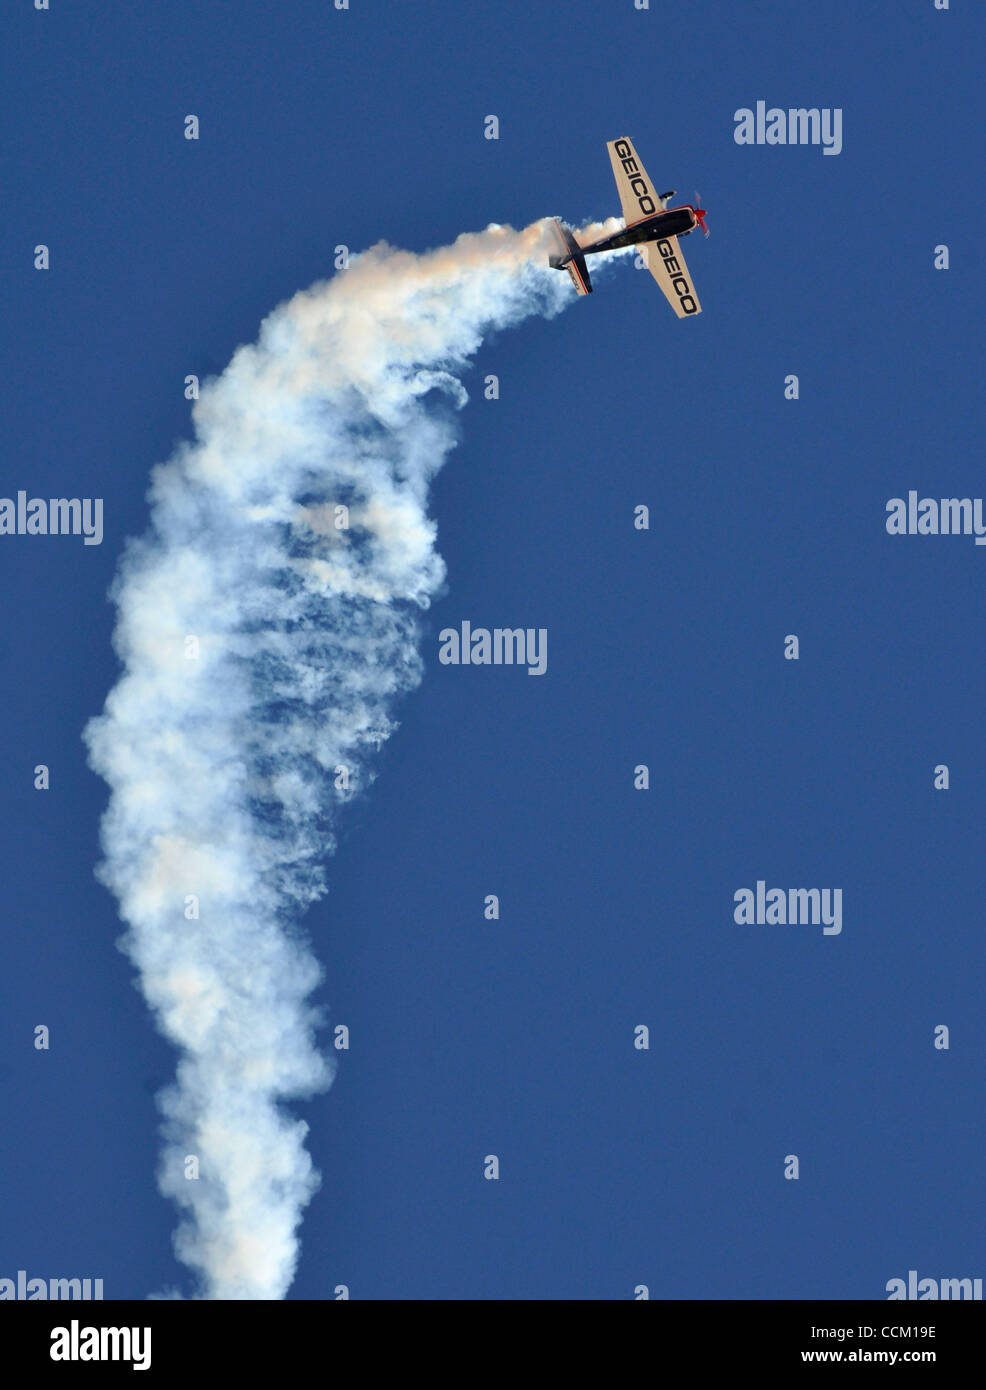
[84,217,622,1299]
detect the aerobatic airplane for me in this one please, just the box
[549,137,708,317]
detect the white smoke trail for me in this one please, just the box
[84,216,625,1300]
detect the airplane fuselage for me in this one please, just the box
[579,206,698,258]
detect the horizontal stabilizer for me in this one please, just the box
[548,219,592,296]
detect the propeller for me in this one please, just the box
[693,191,710,237]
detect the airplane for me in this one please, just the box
[549,137,708,317]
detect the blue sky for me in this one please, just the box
[2,0,984,1299]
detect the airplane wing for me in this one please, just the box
[641,236,702,318]
[606,137,665,226]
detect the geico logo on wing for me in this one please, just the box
[614,139,656,216]
[656,240,698,314]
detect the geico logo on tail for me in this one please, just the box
[655,240,698,315]
[613,138,656,216]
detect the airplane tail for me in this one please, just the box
[548,220,592,296]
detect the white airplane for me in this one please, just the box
[550,137,708,317]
